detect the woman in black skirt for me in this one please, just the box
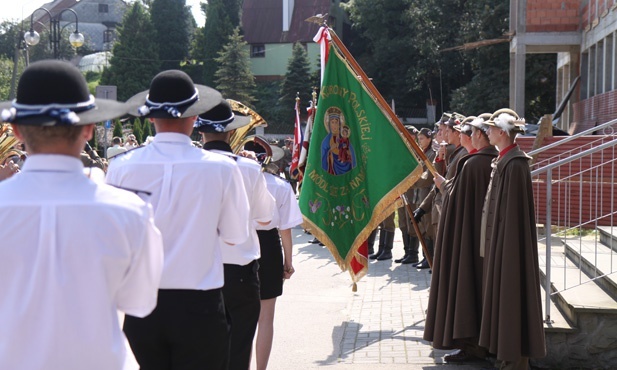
[249,141,303,370]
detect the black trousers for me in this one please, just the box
[124,289,229,370]
[222,260,261,370]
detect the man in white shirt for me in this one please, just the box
[106,70,251,370]
[0,60,164,370]
[196,100,276,370]
[107,136,127,159]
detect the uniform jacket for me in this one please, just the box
[423,146,498,348]
[478,145,546,361]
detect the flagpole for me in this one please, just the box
[402,194,433,269]
[327,28,439,178]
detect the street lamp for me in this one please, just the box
[23,7,84,59]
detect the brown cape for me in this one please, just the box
[479,146,546,361]
[423,146,498,348]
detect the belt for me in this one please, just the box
[224,260,259,276]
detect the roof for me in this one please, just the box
[242,0,329,44]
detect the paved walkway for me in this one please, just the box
[256,228,495,370]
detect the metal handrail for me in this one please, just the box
[531,137,617,176]
[528,117,617,157]
[531,134,617,323]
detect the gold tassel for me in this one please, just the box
[352,282,357,292]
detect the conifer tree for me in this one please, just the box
[100,2,160,101]
[151,0,191,70]
[132,118,143,144]
[201,0,241,85]
[113,119,123,139]
[142,118,153,139]
[279,42,312,125]
[214,27,256,104]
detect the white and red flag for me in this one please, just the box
[289,96,302,180]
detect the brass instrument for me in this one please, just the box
[239,135,273,164]
[227,99,268,152]
[0,124,23,165]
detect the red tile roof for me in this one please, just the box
[242,0,329,44]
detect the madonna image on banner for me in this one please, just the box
[321,107,356,175]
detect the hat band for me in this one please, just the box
[193,113,235,132]
[138,88,199,118]
[1,95,96,125]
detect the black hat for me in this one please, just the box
[418,127,433,139]
[404,124,418,135]
[194,99,251,133]
[244,135,285,163]
[0,60,129,126]
[126,70,222,118]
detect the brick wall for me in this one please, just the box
[572,90,617,133]
[527,0,581,32]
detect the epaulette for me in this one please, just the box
[108,184,152,198]
[109,145,145,159]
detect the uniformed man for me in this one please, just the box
[106,70,251,370]
[414,114,468,269]
[479,111,546,370]
[196,100,276,370]
[423,116,497,363]
[0,60,164,370]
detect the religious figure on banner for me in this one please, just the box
[321,107,356,175]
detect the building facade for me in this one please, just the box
[511,0,617,134]
[242,0,349,80]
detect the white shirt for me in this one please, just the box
[0,155,164,370]
[106,133,250,290]
[258,172,303,230]
[107,144,127,159]
[208,148,275,265]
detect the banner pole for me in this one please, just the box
[327,28,439,179]
[401,194,433,269]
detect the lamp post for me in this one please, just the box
[23,7,84,59]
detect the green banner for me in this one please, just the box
[299,45,422,277]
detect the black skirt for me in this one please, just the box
[257,228,284,300]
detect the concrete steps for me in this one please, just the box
[534,230,617,369]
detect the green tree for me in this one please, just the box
[214,27,255,104]
[279,42,312,126]
[201,0,241,85]
[151,0,191,70]
[0,57,15,100]
[113,119,123,138]
[101,2,160,101]
[142,117,153,139]
[132,117,144,144]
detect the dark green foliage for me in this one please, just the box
[100,2,160,101]
[113,119,123,138]
[253,80,286,133]
[201,0,241,85]
[132,117,143,144]
[344,0,556,117]
[214,27,256,104]
[142,118,153,139]
[151,0,190,70]
[525,54,557,121]
[0,21,20,60]
[279,42,312,127]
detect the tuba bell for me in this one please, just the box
[227,99,268,153]
[0,124,24,165]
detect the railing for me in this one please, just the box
[529,129,617,322]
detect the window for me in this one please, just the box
[251,44,265,58]
[99,4,109,13]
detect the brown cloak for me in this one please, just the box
[423,146,498,348]
[479,146,546,361]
